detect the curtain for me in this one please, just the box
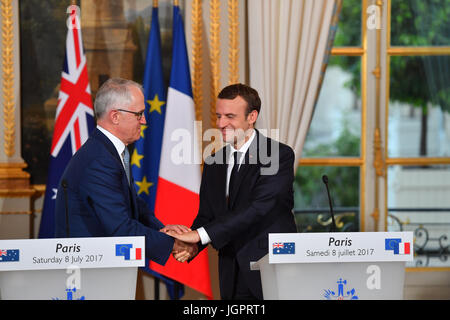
[248,0,341,166]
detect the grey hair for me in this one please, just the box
[94,77,143,119]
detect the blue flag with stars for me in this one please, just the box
[131,7,166,209]
[131,5,183,300]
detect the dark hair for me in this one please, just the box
[217,83,261,116]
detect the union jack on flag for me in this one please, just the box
[273,243,284,249]
[39,6,94,238]
[273,242,295,255]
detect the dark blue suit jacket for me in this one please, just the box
[55,128,174,266]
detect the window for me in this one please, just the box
[295,0,364,233]
[295,0,450,271]
[386,0,450,268]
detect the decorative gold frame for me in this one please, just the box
[191,0,204,123]
[1,0,15,157]
[209,0,221,129]
[227,0,239,85]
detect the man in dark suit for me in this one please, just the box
[55,77,193,266]
[166,83,297,299]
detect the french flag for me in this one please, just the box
[399,242,411,255]
[149,4,212,299]
[130,247,142,261]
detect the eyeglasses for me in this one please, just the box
[115,109,145,120]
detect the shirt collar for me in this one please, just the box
[229,129,256,159]
[97,125,126,158]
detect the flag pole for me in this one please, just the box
[173,0,180,299]
[169,0,182,300]
[151,0,160,301]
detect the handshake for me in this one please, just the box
[160,225,201,263]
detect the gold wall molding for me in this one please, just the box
[388,46,450,56]
[191,0,204,123]
[0,163,30,190]
[385,157,450,166]
[0,0,32,196]
[227,0,239,85]
[1,0,15,157]
[187,0,246,133]
[373,128,385,177]
[298,158,363,166]
[0,184,41,198]
[209,0,221,129]
[331,47,365,56]
[0,210,32,215]
[370,0,384,231]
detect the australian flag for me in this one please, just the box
[273,242,296,255]
[38,5,94,238]
[0,249,20,262]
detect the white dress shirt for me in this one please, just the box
[97,125,127,170]
[197,129,256,245]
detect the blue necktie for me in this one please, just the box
[122,147,131,185]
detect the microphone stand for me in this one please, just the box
[322,175,337,232]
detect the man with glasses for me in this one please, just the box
[55,77,195,266]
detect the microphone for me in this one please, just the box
[322,175,337,232]
[61,179,70,237]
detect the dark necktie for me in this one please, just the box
[228,151,242,198]
[122,147,131,185]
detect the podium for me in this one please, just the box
[252,232,413,300]
[0,236,145,300]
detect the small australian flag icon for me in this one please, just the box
[273,242,295,255]
[0,249,20,262]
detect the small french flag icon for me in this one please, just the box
[399,242,411,255]
[130,247,142,260]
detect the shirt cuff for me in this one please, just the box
[196,227,212,245]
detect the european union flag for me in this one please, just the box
[273,242,296,255]
[130,5,183,300]
[385,238,402,254]
[115,244,133,260]
[131,6,166,209]
[0,249,20,262]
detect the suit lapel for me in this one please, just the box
[92,128,123,168]
[228,132,260,209]
[93,128,137,218]
[218,146,229,209]
[129,174,139,220]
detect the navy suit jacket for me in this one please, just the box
[55,128,174,266]
[192,130,297,299]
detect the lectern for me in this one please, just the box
[0,236,145,300]
[252,232,413,300]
